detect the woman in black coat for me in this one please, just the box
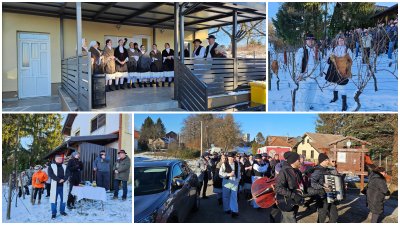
[162,43,174,87]
[66,152,83,209]
[366,167,390,223]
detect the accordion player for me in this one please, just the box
[324,174,345,203]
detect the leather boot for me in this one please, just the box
[109,83,115,91]
[330,91,338,103]
[106,85,110,92]
[127,81,132,89]
[156,81,160,87]
[132,82,136,88]
[168,81,171,87]
[341,95,348,111]
[149,82,153,87]
[115,82,120,90]
[138,79,142,88]
[143,82,147,87]
[162,81,165,87]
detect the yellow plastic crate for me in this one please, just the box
[249,81,266,105]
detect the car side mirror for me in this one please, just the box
[172,179,184,191]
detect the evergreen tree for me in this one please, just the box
[255,132,266,144]
[138,117,156,150]
[154,118,166,139]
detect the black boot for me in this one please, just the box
[156,81,160,87]
[120,80,126,90]
[132,82,136,88]
[115,82,120,90]
[143,82,147,87]
[168,81,171,87]
[127,81,132,89]
[341,95,348,111]
[109,84,115,91]
[330,91,338,103]
[137,79,142,88]
[106,85,110,92]
[162,81,165,87]
[149,82,153,87]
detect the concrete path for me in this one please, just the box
[3,96,61,111]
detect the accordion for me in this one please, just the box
[324,175,344,203]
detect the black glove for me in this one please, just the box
[291,192,303,204]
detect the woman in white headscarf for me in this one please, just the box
[88,41,103,75]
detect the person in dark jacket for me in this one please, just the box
[162,43,174,87]
[48,154,70,219]
[213,154,226,205]
[114,38,129,90]
[93,150,111,191]
[66,152,83,209]
[113,150,131,200]
[204,35,219,58]
[310,153,338,223]
[137,45,152,87]
[367,167,390,223]
[274,152,304,223]
[197,152,212,199]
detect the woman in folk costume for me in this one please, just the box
[103,39,116,92]
[150,44,163,87]
[162,43,174,87]
[88,41,104,75]
[81,38,88,55]
[127,42,141,88]
[137,45,152,87]
[295,33,321,111]
[219,152,241,218]
[114,38,129,90]
[325,35,352,111]
[48,154,70,220]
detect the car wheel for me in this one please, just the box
[191,192,200,212]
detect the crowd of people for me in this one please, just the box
[196,150,391,223]
[291,18,398,112]
[82,34,228,92]
[13,149,131,220]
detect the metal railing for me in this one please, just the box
[61,53,92,111]
[176,61,208,111]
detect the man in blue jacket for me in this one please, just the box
[93,150,111,191]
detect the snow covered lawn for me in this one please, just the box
[2,184,132,223]
[268,51,398,112]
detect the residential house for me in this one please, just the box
[293,132,345,163]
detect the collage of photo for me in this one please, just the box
[1,1,398,224]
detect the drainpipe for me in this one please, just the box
[118,114,122,151]
[173,3,179,101]
[76,2,82,108]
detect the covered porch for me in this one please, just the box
[3,2,266,111]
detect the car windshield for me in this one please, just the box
[134,166,169,196]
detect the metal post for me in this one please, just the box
[173,2,179,100]
[232,10,238,90]
[14,126,20,208]
[60,17,64,59]
[153,27,156,45]
[179,5,185,64]
[200,121,203,156]
[6,176,12,220]
[76,2,82,109]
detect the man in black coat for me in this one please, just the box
[367,167,390,223]
[310,153,338,223]
[66,152,83,209]
[274,152,304,222]
[204,35,219,58]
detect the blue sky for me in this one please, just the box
[134,114,318,140]
[268,2,397,20]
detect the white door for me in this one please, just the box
[133,35,150,52]
[18,32,51,98]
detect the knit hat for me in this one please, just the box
[255,154,262,159]
[283,151,292,160]
[34,165,42,170]
[318,153,329,164]
[286,152,300,165]
[72,151,79,158]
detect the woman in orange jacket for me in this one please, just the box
[32,165,48,205]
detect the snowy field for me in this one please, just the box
[2,184,132,223]
[268,50,398,112]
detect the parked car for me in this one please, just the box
[134,158,200,223]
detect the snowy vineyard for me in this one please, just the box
[2,184,132,223]
[268,47,398,112]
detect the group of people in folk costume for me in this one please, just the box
[15,150,131,220]
[292,18,398,112]
[197,150,391,222]
[82,34,227,92]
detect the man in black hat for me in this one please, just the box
[204,35,219,58]
[310,153,338,222]
[192,39,206,59]
[219,152,241,218]
[275,152,304,222]
[113,150,131,200]
[295,33,321,111]
[197,152,212,199]
[251,154,269,208]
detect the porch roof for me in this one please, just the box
[43,133,119,159]
[2,2,266,31]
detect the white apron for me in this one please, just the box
[49,164,69,204]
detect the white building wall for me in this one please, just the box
[71,114,120,137]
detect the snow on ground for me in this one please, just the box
[2,185,132,223]
[268,51,398,112]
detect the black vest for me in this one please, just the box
[193,46,203,57]
[224,161,238,178]
[204,43,219,58]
